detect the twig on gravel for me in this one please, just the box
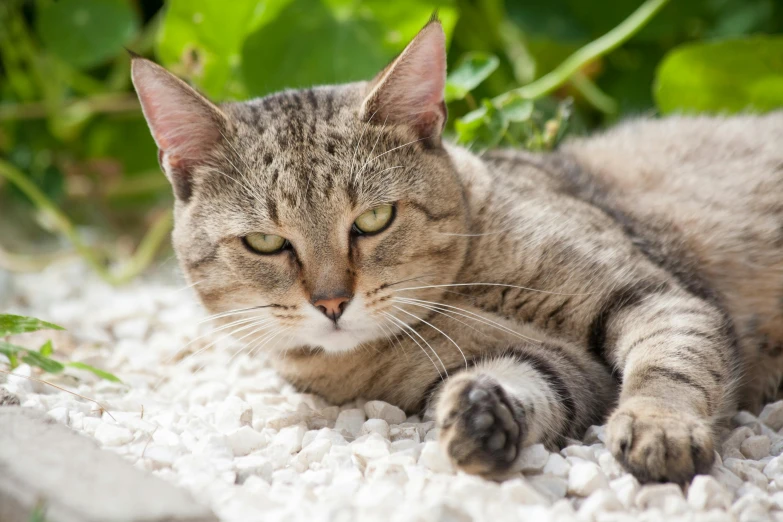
[0,368,116,421]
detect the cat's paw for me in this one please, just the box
[436,374,524,477]
[606,397,715,484]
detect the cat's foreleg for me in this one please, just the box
[433,343,614,478]
[603,291,739,484]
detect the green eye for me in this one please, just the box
[244,233,288,254]
[353,205,394,234]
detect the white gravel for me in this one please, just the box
[3,260,783,521]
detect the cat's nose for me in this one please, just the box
[312,295,351,323]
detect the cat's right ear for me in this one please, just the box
[130,57,228,201]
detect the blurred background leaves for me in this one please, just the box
[1,0,782,282]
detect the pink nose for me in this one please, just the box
[312,296,350,322]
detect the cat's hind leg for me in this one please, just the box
[434,343,615,478]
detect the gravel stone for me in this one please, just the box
[364,401,407,424]
[361,418,391,439]
[568,461,608,496]
[334,408,366,439]
[518,444,550,472]
[760,401,783,431]
[741,435,771,460]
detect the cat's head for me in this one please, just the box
[132,19,468,354]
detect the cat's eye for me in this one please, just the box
[353,205,395,235]
[244,233,288,254]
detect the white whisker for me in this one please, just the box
[392,282,592,296]
[381,312,445,379]
[394,297,543,345]
[392,305,468,370]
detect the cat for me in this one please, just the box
[131,19,783,485]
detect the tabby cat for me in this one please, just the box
[131,19,783,484]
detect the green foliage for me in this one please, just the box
[445,52,500,103]
[0,314,121,382]
[36,0,139,69]
[0,314,63,336]
[655,36,783,114]
[1,0,782,281]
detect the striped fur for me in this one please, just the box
[132,22,783,485]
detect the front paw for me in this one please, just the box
[436,374,524,477]
[606,398,715,484]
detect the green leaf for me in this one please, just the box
[21,351,65,374]
[499,95,534,122]
[445,52,500,102]
[67,362,122,383]
[454,100,508,148]
[0,341,24,369]
[0,314,64,337]
[156,0,276,99]
[241,0,457,97]
[36,0,139,69]
[654,36,783,114]
[241,0,387,97]
[39,340,54,357]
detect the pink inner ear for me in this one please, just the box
[364,22,447,136]
[132,60,223,164]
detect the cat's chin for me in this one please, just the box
[291,327,380,354]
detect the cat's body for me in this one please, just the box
[131,21,783,484]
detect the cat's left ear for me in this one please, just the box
[361,17,447,144]
[130,56,229,201]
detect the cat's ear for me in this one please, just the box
[130,56,228,200]
[361,18,447,144]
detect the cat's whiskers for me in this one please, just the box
[393,297,543,345]
[246,326,292,359]
[391,282,593,297]
[152,318,274,391]
[392,304,468,370]
[198,304,277,324]
[381,311,445,379]
[189,322,278,377]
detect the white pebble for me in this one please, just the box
[741,435,771,460]
[610,474,640,508]
[760,401,783,431]
[688,475,732,510]
[295,439,332,471]
[47,407,69,425]
[94,423,134,446]
[518,444,549,473]
[226,426,266,456]
[351,433,390,462]
[543,453,571,477]
[578,489,623,519]
[364,400,407,424]
[273,423,306,454]
[361,418,390,439]
[418,441,453,473]
[334,408,366,439]
[215,396,253,433]
[635,484,685,513]
[528,475,568,500]
[568,461,608,496]
[502,477,552,505]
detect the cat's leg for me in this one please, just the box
[602,290,739,484]
[434,343,615,478]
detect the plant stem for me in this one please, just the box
[0,94,140,120]
[0,159,172,285]
[494,0,670,105]
[570,72,618,115]
[0,159,111,277]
